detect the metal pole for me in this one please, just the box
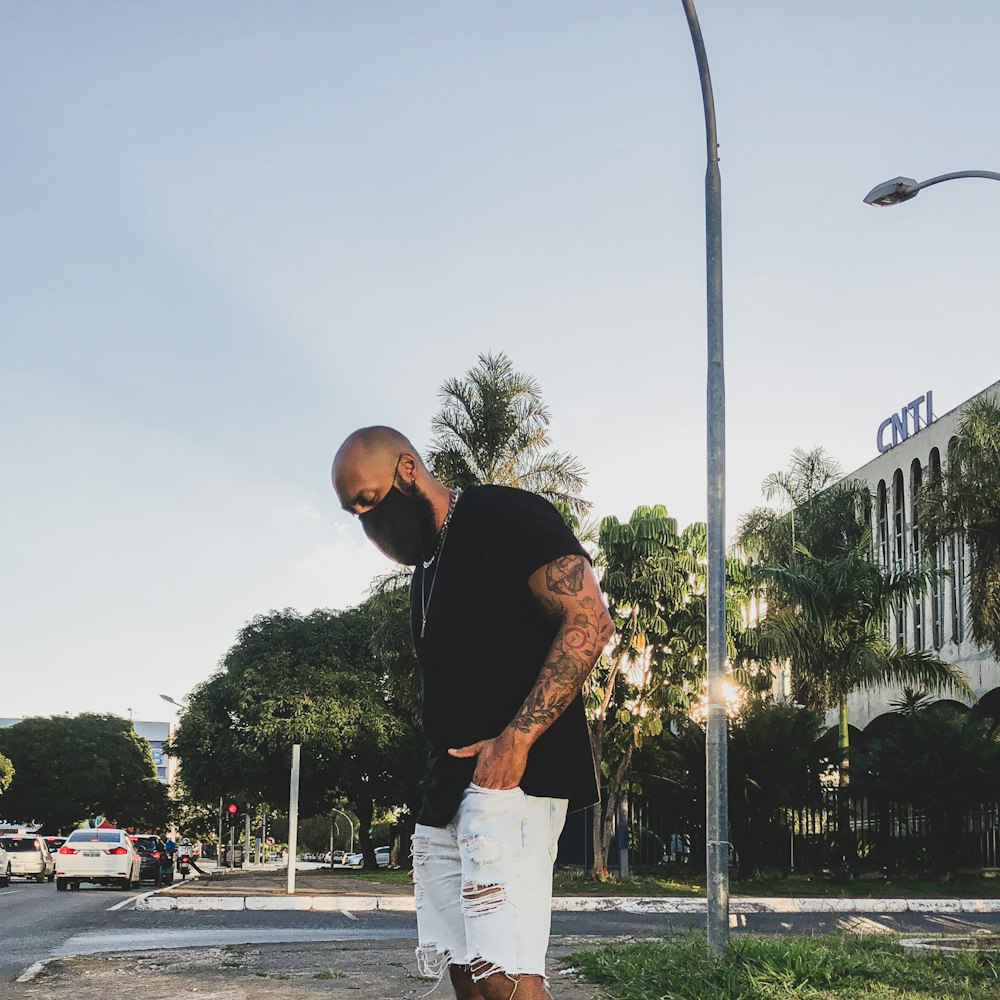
[331,807,354,856]
[287,743,301,895]
[680,0,729,958]
[330,817,338,868]
[218,797,223,866]
[245,812,251,866]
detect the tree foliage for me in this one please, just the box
[918,393,1000,657]
[745,535,973,752]
[172,604,426,868]
[857,703,1000,872]
[0,714,167,832]
[737,447,868,567]
[586,505,754,877]
[652,699,827,879]
[0,751,13,797]
[427,352,590,514]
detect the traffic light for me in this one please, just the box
[226,801,239,822]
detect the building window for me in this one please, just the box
[946,438,966,645]
[877,481,889,569]
[910,459,923,651]
[893,469,906,647]
[928,448,944,649]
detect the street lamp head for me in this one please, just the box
[863,176,920,207]
[160,694,181,707]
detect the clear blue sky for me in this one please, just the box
[3,1,998,722]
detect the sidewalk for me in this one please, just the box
[139,865,1000,914]
[12,939,609,999]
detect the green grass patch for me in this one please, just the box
[568,934,1000,1000]
[552,868,1000,898]
[352,869,412,885]
[313,969,347,980]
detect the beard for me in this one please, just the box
[360,482,441,566]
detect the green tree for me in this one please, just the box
[588,506,754,878]
[0,751,13,797]
[654,699,826,879]
[746,536,973,771]
[172,606,426,869]
[857,704,1000,873]
[427,351,590,514]
[737,447,868,567]
[0,715,167,832]
[919,393,1000,657]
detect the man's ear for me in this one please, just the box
[398,452,419,488]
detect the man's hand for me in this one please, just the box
[448,728,530,790]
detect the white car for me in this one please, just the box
[0,835,55,883]
[0,841,10,886]
[55,829,142,891]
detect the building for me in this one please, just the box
[835,378,1000,732]
[0,717,175,786]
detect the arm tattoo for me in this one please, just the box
[545,555,585,596]
[509,591,611,738]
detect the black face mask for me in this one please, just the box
[359,459,438,566]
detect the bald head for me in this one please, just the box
[332,426,453,563]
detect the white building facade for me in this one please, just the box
[835,378,1000,731]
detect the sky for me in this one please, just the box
[2,1,998,724]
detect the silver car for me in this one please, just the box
[0,841,10,886]
[0,835,56,883]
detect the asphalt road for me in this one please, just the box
[4,879,1000,988]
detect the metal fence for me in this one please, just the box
[557,789,1000,874]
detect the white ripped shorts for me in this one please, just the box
[411,783,569,986]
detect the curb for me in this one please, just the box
[134,894,1000,914]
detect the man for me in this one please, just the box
[332,426,614,1000]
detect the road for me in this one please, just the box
[4,878,1000,986]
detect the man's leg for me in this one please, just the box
[412,824,469,997]
[455,787,569,997]
[449,964,485,1000]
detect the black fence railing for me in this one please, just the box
[557,789,1000,875]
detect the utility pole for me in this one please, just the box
[287,744,301,895]
[680,0,730,958]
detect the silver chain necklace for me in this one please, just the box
[420,488,462,638]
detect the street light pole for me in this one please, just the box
[680,0,729,959]
[863,170,1000,207]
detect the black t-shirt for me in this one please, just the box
[411,484,600,827]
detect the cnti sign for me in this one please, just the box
[876,391,935,454]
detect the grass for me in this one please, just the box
[313,969,347,980]
[568,934,1000,1000]
[550,867,1000,898]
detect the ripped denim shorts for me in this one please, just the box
[411,782,569,988]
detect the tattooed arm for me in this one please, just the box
[449,555,615,789]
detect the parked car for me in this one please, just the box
[332,850,348,865]
[55,829,141,891]
[0,840,10,887]
[346,851,364,866]
[42,836,67,857]
[375,846,391,868]
[129,835,173,886]
[0,835,55,883]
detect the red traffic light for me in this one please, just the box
[226,802,238,815]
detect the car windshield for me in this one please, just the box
[66,830,122,844]
[1,838,42,852]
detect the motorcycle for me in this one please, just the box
[178,852,191,880]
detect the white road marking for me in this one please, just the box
[0,889,24,896]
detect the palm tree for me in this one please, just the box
[737,446,867,566]
[918,393,1000,657]
[746,535,973,875]
[746,535,974,765]
[427,352,590,514]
